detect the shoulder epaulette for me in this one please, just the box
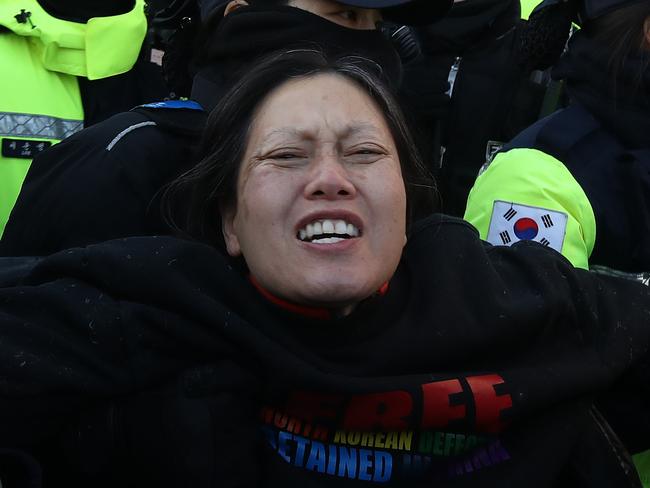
[534,104,603,162]
[136,100,204,111]
[131,100,207,138]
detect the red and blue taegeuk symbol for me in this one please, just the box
[513,217,538,240]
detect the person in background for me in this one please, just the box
[464,0,650,274]
[0,0,169,235]
[1,49,650,487]
[0,0,449,257]
[463,0,650,482]
[399,0,571,217]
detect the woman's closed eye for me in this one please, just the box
[272,153,301,160]
[264,150,308,166]
[345,145,389,162]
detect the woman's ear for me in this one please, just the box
[221,205,242,257]
[224,0,249,16]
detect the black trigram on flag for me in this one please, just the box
[503,208,517,221]
[541,214,554,228]
[540,238,550,246]
[500,231,512,244]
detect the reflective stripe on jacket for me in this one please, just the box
[0,0,147,236]
[465,103,650,273]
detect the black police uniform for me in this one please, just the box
[399,0,550,217]
[466,28,650,274]
[0,101,206,256]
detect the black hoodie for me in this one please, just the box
[0,215,649,486]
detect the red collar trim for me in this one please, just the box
[378,281,389,296]
[249,276,390,320]
[249,275,332,320]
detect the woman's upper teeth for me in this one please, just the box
[298,219,360,241]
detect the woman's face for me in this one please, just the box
[222,73,407,310]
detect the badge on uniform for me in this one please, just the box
[484,140,503,165]
[486,200,568,252]
[2,138,52,159]
[477,140,504,178]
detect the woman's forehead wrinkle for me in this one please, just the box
[343,122,387,140]
[261,127,306,144]
[252,128,311,155]
[309,121,388,140]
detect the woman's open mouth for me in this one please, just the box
[297,219,361,244]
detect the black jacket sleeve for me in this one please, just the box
[0,109,202,257]
[0,238,246,447]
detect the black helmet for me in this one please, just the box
[36,0,135,22]
[156,0,451,27]
[333,0,452,25]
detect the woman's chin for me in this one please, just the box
[290,280,379,311]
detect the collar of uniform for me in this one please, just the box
[0,0,146,79]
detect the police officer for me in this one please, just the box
[0,0,169,236]
[0,0,450,257]
[399,0,569,217]
[464,0,650,272]
[463,1,650,482]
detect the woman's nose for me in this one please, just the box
[304,154,356,200]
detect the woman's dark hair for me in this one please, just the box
[164,48,435,248]
[582,1,650,81]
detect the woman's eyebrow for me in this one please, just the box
[264,127,303,139]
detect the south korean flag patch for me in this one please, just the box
[486,201,568,252]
